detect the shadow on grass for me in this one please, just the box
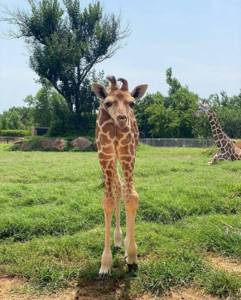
[74,251,137,300]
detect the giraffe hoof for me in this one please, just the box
[127,263,138,273]
[98,272,110,280]
[98,265,111,279]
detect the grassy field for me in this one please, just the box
[0,144,241,299]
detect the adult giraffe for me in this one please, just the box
[92,76,148,277]
[197,99,241,164]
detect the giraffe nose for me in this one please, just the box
[117,114,127,121]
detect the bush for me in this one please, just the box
[0,129,30,137]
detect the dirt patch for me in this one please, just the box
[0,277,218,300]
[0,277,75,300]
[206,253,241,275]
[161,287,219,300]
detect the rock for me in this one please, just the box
[40,138,66,151]
[39,139,52,150]
[71,137,92,151]
[52,138,66,151]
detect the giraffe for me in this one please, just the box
[197,99,241,164]
[92,76,148,277]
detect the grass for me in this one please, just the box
[0,144,241,298]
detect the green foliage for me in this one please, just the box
[136,69,241,138]
[0,106,33,130]
[0,129,30,137]
[139,250,204,295]
[210,92,241,138]
[8,0,127,131]
[136,68,199,138]
[199,269,241,298]
[25,84,71,135]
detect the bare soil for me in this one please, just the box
[206,253,241,275]
[0,277,219,300]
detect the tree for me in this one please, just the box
[24,85,53,127]
[209,91,241,138]
[5,0,127,130]
[146,95,180,138]
[165,68,199,138]
[0,106,33,130]
[134,92,158,138]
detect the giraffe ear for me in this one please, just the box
[131,84,148,100]
[91,84,107,100]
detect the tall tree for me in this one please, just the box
[5,0,127,129]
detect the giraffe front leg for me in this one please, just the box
[209,152,226,165]
[114,200,122,249]
[124,190,139,271]
[208,152,219,165]
[113,174,122,249]
[99,196,114,277]
[99,166,115,277]
[120,157,139,272]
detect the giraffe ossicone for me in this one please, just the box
[92,76,148,277]
[197,99,241,164]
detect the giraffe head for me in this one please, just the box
[196,99,210,116]
[92,76,148,129]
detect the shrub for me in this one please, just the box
[0,129,30,137]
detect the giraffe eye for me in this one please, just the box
[105,101,112,108]
[129,102,135,108]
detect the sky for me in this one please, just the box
[0,0,241,112]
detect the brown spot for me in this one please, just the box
[99,152,113,160]
[121,162,129,169]
[100,159,109,169]
[130,144,134,155]
[102,123,115,138]
[121,133,131,145]
[106,170,112,177]
[119,145,129,155]
[100,134,111,145]
[120,155,131,162]
[107,160,115,168]
[102,145,114,154]
[99,109,110,125]
[116,130,124,139]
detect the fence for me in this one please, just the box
[0,136,23,144]
[140,138,214,148]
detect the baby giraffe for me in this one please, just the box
[197,99,241,164]
[92,76,148,277]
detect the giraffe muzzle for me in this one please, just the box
[117,115,128,128]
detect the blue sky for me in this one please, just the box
[0,0,241,112]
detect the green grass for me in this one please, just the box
[0,144,241,298]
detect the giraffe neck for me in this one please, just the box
[96,107,138,156]
[208,111,231,148]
